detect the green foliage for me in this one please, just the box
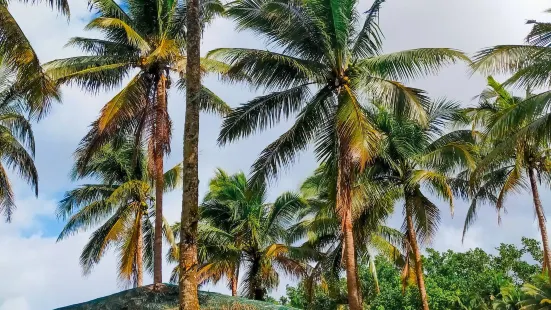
[283,239,543,310]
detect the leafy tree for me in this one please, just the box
[367,100,475,309]
[283,239,542,310]
[173,169,308,300]
[56,139,180,287]
[44,0,229,285]
[211,0,467,307]
[458,77,551,279]
[0,66,38,221]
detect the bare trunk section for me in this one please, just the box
[405,202,429,310]
[343,211,362,310]
[231,265,239,297]
[336,147,362,310]
[136,214,144,287]
[528,167,551,281]
[153,73,167,285]
[179,0,201,307]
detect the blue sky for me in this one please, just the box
[0,0,550,309]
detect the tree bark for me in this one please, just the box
[336,149,362,310]
[343,211,362,310]
[179,0,201,307]
[231,265,239,296]
[405,203,429,310]
[136,214,144,287]
[528,167,551,281]
[153,72,168,285]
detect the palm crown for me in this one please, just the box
[194,169,307,300]
[56,139,180,287]
[212,0,468,185]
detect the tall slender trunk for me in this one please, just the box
[136,214,144,287]
[153,73,167,285]
[405,202,429,310]
[231,265,239,296]
[528,167,551,281]
[179,0,201,307]
[336,150,362,310]
[343,211,362,310]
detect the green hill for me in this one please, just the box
[55,284,298,310]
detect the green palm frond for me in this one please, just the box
[350,0,385,59]
[359,48,469,81]
[86,17,150,52]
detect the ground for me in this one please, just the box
[55,284,297,310]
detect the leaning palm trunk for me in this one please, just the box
[179,0,201,307]
[136,215,144,287]
[405,203,430,310]
[154,73,168,285]
[337,153,362,310]
[528,167,551,281]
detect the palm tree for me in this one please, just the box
[289,166,405,308]
[0,66,38,221]
[44,0,229,285]
[457,77,551,279]
[519,274,551,309]
[56,139,180,287]
[367,100,475,310]
[493,285,522,310]
[210,0,467,308]
[176,169,308,301]
[0,0,65,118]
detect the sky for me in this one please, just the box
[0,0,551,309]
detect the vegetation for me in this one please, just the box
[6,0,551,310]
[56,139,180,287]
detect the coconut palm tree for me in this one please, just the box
[289,166,405,308]
[56,139,180,287]
[44,0,230,285]
[492,285,522,310]
[456,77,551,279]
[174,169,308,300]
[0,66,38,221]
[367,100,475,310]
[210,0,467,308]
[519,274,551,309]
[0,0,66,118]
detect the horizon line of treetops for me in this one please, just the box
[1,0,551,309]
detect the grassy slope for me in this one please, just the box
[55,284,298,310]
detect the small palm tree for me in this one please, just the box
[493,285,522,310]
[56,139,179,287]
[44,0,231,285]
[173,169,308,300]
[519,274,551,309]
[289,166,405,308]
[211,0,467,308]
[0,66,38,221]
[367,100,475,310]
[457,77,551,279]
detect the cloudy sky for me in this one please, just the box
[1,0,551,309]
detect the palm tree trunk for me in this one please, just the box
[343,211,362,310]
[528,167,551,281]
[136,215,144,287]
[336,150,362,310]
[153,73,167,285]
[231,265,239,296]
[405,204,429,310]
[179,0,201,307]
